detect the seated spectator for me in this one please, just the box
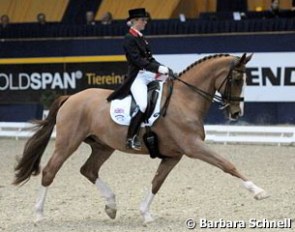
[37,13,46,25]
[101,12,113,25]
[86,11,96,25]
[146,11,151,22]
[1,14,9,29]
[217,0,247,12]
[269,0,280,17]
[179,13,186,22]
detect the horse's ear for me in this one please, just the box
[237,53,252,66]
[238,53,247,65]
[245,53,253,64]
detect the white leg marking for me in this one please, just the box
[35,186,48,222]
[95,178,117,219]
[243,181,270,200]
[140,189,155,224]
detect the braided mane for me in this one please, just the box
[178,54,230,77]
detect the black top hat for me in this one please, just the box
[127,8,148,21]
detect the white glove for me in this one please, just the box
[158,65,169,75]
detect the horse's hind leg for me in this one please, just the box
[35,185,48,222]
[184,139,269,200]
[80,140,116,219]
[35,132,85,222]
[140,156,182,224]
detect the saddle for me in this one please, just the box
[110,81,166,159]
[110,81,163,127]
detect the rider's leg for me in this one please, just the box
[126,71,154,150]
[130,71,149,113]
[126,110,145,150]
[127,76,146,149]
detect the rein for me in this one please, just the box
[160,58,245,117]
[172,64,244,105]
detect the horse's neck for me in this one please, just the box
[184,58,230,93]
[171,58,230,120]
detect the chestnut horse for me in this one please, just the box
[13,53,269,224]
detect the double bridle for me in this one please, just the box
[172,62,245,107]
[160,61,246,116]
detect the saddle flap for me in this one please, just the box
[110,81,164,126]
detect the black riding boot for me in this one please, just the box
[126,111,145,150]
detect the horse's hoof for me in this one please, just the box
[34,213,44,223]
[105,205,117,219]
[143,217,154,225]
[254,190,270,200]
[142,212,154,225]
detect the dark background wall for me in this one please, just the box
[1,32,295,124]
[1,33,295,58]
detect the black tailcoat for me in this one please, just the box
[107,28,161,101]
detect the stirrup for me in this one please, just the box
[126,136,141,151]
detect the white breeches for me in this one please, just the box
[130,70,167,113]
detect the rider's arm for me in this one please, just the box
[123,36,160,73]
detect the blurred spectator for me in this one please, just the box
[146,11,151,21]
[292,0,295,11]
[269,0,280,17]
[1,14,9,28]
[217,0,247,12]
[37,13,46,25]
[86,11,96,25]
[101,12,113,25]
[270,0,280,11]
[179,13,186,22]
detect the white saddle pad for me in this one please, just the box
[110,82,164,126]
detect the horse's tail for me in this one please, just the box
[13,95,70,186]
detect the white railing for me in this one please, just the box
[0,122,56,140]
[0,122,295,146]
[204,125,295,146]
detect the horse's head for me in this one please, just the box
[218,53,252,121]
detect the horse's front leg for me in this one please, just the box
[80,142,117,219]
[140,156,182,224]
[183,138,269,200]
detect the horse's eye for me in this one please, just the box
[234,78,243,85]
[232,71,244,85]
[232,78,243,86]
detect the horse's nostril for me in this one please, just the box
[234,111,240,117]
[230,111,240,121]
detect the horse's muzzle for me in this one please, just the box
[229,111,241,121]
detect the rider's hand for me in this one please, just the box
[158,66,169,75]
[158,66,178,80]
